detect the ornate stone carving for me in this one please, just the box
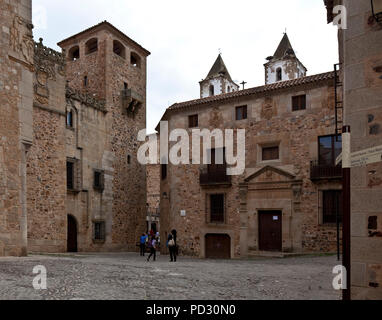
[66,84,107,113]
[34,39,65,80]
[9,16,34,65]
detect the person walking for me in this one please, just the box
[147,236,157,262]
[168,234,176,262]
[139,233,147,256]
[171,229,178,256]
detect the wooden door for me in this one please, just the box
[67,215,78,252]
[259,211,282,252]
[205,234,231,259]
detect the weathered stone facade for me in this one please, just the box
[159,36,342,258]
[0,0,34,256]
[325,0,382,300]
[146,134,160,232]
[0,4,150,256]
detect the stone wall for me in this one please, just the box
[338,0,382,300]
[0,0,34,256]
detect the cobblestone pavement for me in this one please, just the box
[0,253,341,300]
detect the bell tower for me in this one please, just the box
[264,33,307,85]
[199,54,239,98]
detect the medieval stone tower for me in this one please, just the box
[199,54,239,98]
[264,33,307,84]
[57,21,150,251]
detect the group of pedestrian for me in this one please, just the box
[138,229,178,263]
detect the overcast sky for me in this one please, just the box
[33,0,338,134]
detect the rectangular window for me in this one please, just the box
[236,105,248,120]
[210,194,225,223]
[84,76,88,87]
[188,114,199,128]
[161,164,167,180]
[318,135,342,166]
[323,190,343,224]
[292,95,306,111]
[67,161,74,190]
[262,146,279,161]
[94,221,106,241]
[93,170,104,192]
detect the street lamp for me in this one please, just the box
[371,0,382,22]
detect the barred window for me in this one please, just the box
[93,170,105,192]
[94,221,106,241]
[210,194,225,223]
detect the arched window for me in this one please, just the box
[68,46,80,61]
[209,85,215,96]
[85,38,98,55]
[113,40,126,59]
[276,68,282,82]
[130,52,141,68]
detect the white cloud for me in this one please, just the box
[33,0,338,134]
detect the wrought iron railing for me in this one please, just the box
[200,166,232,186]
[310,160,342,180]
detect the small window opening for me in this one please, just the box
[85,38,98,55]
[188,114,199,128]
[67,161,74,190]
[68,46,80,61]
[236,105,248,120]
[262,146,280,161]
[292,95,306,111]
[113,40,126,59]
[209,85,215,96]
[276,68,282,82]
[66,110,74,128]
[94,221,106,241]
[131,52,141,68]
[84,76,88,87]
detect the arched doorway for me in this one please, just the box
[67,215,78,252]
[205,234,231,259]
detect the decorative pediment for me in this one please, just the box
[244,165,296,184]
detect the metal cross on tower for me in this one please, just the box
[240,81,247,90]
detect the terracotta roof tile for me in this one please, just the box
[168,71,335,112]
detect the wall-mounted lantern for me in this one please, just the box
[371,0,382,22]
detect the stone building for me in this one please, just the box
[325,0,382,300]
[159,35,343,259]
[0,0,34,256]
[0,0,150,256]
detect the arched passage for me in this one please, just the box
[67,215,78,252]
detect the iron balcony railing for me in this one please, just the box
[310,160,342,180]
[200,166,232,186]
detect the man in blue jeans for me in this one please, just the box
[139,233,148,256]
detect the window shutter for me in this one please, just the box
[74,159,82,191]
